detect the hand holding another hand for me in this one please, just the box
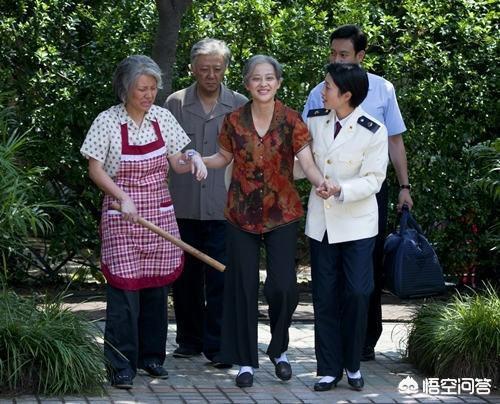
[181,149,207,181]
[315,180,341,200]
[190,153,207,181]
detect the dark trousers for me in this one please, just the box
[172,219,226,360]
[311,234,375,376]
[104,284,168,377]
[364,180,388,349]
[216,222,299,368]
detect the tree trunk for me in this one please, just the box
[152,0,193,105]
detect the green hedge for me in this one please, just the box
[0,0,497,280]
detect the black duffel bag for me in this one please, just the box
[384,205,445,298]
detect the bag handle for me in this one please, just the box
[399,204,424,234]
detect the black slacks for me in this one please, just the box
[172,219,226,360]
[364,180,388,349]
[216,222,299,368]
[104,284,168,377]
[311,234,375,376]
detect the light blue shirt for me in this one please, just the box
[302,72,406,136]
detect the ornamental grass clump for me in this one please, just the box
[406,285,500,386]
[0,289,106,395]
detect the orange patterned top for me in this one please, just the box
[218,100,311,234]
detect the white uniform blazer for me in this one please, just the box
[303,106,388,244]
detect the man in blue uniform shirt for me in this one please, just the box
[303,24,413,361]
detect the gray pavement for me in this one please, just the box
[4,320,498,403]
[2,270,498,403]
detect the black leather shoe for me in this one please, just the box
[314,375,341,392]
[271,359,292,381]
[173,346,201,358]
[141,363,169,379]
[360,346,375,361]
[347,376,364,391]
[111,373,133,389]
[235,371,253,388]
[210,361,233,369]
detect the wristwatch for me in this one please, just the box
[400,184,411,190]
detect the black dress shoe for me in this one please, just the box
[271,359,292,381]
[235,371,253,388]
[209,361,233,369]
[111,373,133,389]
[141,363,169,379]
[360,346,375,361]
[314,375,341,392]
[347,376,364,391]
[205,354,233,369]
[173,346,201,358]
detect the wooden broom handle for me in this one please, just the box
[110,202,226,272]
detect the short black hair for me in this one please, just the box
[325,63,368,108]
[329,24,367,54]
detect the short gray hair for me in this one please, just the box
[190,38,231,67]
[112,55,163,103]
[242,55,283,84]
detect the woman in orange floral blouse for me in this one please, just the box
[202,55,333,388]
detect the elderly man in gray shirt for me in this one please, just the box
[164,38,247,367]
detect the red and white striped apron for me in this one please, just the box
[100,120,184,290]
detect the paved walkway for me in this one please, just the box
[4,319,498,403]
[2,271,498,403]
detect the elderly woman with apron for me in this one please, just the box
[80,55,206,389]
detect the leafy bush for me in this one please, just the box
[468,138,500,253]
[0,1,157,282]
[406,285,500,385]
[177,0,498,280]
[0,0,497,281]
[0,98,68,282]
[469,138,500,203]
[0,289,106,395]
[374,0,498,282]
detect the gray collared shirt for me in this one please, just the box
[165,83,247,220]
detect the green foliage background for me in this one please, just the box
[0,0,498,281]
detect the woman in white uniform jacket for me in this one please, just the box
[301,63,388,392]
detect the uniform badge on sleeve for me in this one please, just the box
[357,116,380,133]
[307,108,331,118]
